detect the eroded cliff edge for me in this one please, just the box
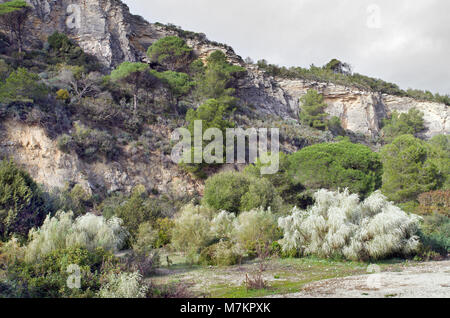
[14,0,448,139]
[0,0,448,194]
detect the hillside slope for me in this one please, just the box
[9,0,449,139]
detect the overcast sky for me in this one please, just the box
[124,0,449,95]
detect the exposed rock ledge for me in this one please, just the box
[0,121,202,194]
[3,0,449,139]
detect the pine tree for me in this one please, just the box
[299,89,328,130]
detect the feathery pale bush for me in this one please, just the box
[211,210,236,239]
[0,237,25,265]
[278,189,421,260]
[99,271,148,298]
[171,204,214,259]
[25,211,128,262]
[172,204,279,263]
[233,208,280,253]
[199,240,243,266]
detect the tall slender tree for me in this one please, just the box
[110,62,154,115]
[0,0,32,54]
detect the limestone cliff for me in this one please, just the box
[0,0,448,195]
[238,69,449,138]
[0,121,202,195]
[15,0,449,139]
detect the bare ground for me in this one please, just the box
[274,260,450,298]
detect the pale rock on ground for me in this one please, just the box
[277,261,450,298]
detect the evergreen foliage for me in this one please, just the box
[0,160,47,240]
[288,140,383,198]
[381,135,443,202]
[146,36,193,71]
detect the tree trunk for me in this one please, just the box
[133,93,138,115]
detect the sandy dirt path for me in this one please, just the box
[275,261,450,298]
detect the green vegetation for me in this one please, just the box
[203,171,281,214]
[47,32,101,71]
[245,152,311,208]
[58,122,118,161]
[257,59,450,105]
[4,246,111,298]
[299,89,328,130]
[288,140,383,198]
[0,160,47,240]
[150,70,194,113]
[110,62,151,114]
[147,36,193,71]
[194,51,245,101]
[112,185,163,239]
[381,135,444,203]
[182,98,236,177]
[427,134,450,189]
[0,59,10,81]
[0,23,448,299]
[0,0,31,53]
[419,212,449,257]
[0,67,47,103]
[382,109,426,143]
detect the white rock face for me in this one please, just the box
[9,0,450,138]
[0,121,202,194]
[237,68,449,138]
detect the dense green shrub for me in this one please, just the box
[0,160,47,240]
[278,189,421,261]
[69,122,118,161]
[418,213,449,257]
[194,50,245,101]
[182,98,235,177]
[153,218,175,248]
[133,222,158,253]
[203,171,281,213]
[47,32,101,72]
[381,135,443,203]
[6,246,110,298]
[288,140,383,198]
[112,185,163,239]
[0,67,47,103]
[199,240,242,266]
[245,152,312,208]
[381,109,426,143]
[147,36,193,71]
[427,134,450,189]
[132,218,174,254]
[299,89,328,130]
[150,70,194,112]
[57,184,93,217]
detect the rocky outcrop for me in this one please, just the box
[18,0,237,68]
[15,0,448,138]
[0,0,447,194]
[237,67,449,138]
[0,121,202,195]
